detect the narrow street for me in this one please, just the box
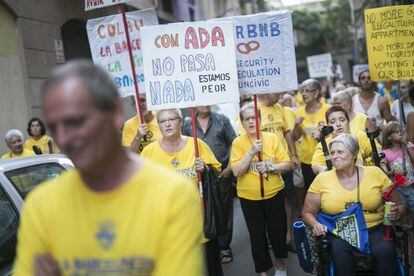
[223,198,308,276]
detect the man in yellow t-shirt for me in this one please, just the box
[13,61,204,275]
[121,95,161,153]
[2,129,35,159]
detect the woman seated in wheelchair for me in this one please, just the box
[302,134,405,276]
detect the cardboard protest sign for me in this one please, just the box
[352,64,369,83]
[217,11,297,94]
[140,21,239,110]
[85,0,132,11]
[365,5,414,81]
[86,9,158,98]
[307,53,333,78]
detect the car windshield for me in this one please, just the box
[5,163,65,199]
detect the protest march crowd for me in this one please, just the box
[2,3,414,276]
[3,62,414,276]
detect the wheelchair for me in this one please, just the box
[315,225,412,276]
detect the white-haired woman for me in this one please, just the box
[231,103,291,276]
[303,134,404,276]
[2,129,35,159]
[293,79,331,189]
[140,108,223,276]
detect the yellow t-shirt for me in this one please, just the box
[141,136,221,185]
[14,161,204,276]
[121,115,162,152]
[231,132,290,200]
[24,135,59,154]
[350,112,368,135]
[295,103,331,164]
[238,103,290,153]
[311,131,381,168]
[283,107,296,130]
[308,166,392,228]
[283,107,301,156]
[1,149,35,159]
[294,92,305,108]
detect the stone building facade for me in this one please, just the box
[0,0,178,153]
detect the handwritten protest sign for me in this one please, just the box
[352,64,369,83]
[307,53,332,78]
[365,5,414,81]
[86,9,158,98]
[140,21,239,110]
[216,11,297,94]
[85,0,132,11]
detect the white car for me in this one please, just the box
[0,154,73,275]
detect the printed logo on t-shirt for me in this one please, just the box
[139,131,155,152]
[171,157,180,167]
[60,256,154,274]
[177,166,197,179]
[96,221,116,251]
[268,114,274,122]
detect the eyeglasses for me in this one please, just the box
[242,116,257,122]
[300,88,318,94]
[158,117,179,125]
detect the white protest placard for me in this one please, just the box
[85,0,131,11]
[352,64,369,83]
[140,21,240,110]
[217,11,297,94]
[307,53,333,78]
[86,9,158,98]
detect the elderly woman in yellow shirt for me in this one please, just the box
[2,129,35,159]
[292,79,331,189]
[140,108,222,276]
[25,117,58,154]
[311,105,385,175]
[231,103,290,276]
[303,134,403,276]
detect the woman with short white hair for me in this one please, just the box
[293,79,331,189]
[303,134,404,276]
[2,129,35,159]
[141,108,223,276]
